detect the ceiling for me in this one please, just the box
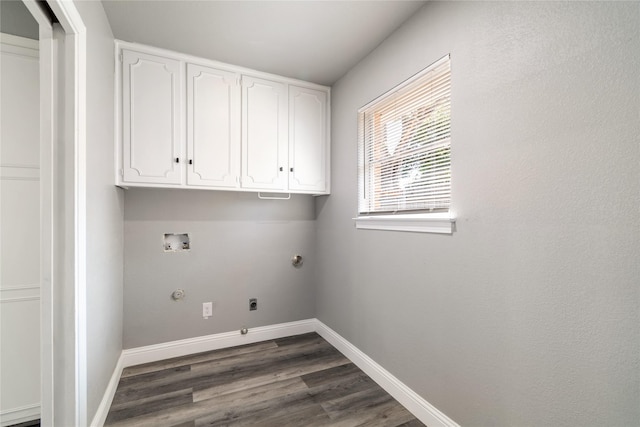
[101,0,426,86]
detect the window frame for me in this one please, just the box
[355,55,455,234]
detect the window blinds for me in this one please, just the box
[358,55,451,214]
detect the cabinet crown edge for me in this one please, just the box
[115,39,331,93]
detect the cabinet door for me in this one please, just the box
[122,49,183,184]
[289,86,328,193]
[241,76,288,191]
[187,64,240,188]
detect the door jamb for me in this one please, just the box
[21,1,87,425]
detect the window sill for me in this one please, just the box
[354,212,456,234]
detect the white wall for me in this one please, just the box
[0,1,39,40]
[71,1,124,424]
[123,189,316,348]
[316,2,640,426]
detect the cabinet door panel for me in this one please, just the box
[241,76,287,191]
[289,86,327,192]
[187,64,240,188]
[122,49,182,184]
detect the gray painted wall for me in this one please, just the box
[123,189,316,348]
[316,2,640,426]
[0,0,38,40]
[73,1,124,423]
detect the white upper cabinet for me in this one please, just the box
[289,86,328,193]
[116,41,330,194]
[241,76,288,191]
[121,49,183,185]
[187,63,241,188]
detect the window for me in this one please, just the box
[356,55,454,234]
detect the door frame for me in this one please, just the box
[21,0,87,425]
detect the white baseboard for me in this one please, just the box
[90,353,124,427]
[121,319,317,368]
[90,319,316,427]
[0,403,40,427]
[92,318,457,427]
[315,320,460,427]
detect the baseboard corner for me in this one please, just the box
[313,319,460,427]
[89,353,124,427]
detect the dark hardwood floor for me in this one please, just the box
[105,332,425,427]
[8,420,40,427]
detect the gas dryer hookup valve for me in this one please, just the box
[292,254,303,267]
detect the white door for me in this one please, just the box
[288,85,328,193]
[241,76,288,191]
[186,63,240,188]
[121,49,183,185]
[0,34,41,426]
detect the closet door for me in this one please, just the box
[0,35,41,425]
[121,49,183,185]
[186,63,240,188]
[241,76,288,191]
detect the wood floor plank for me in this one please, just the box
[105,399,225,427]
[242,403,330,426]
[193,376,307,405]
[117,365,191,389]
[317,399,419,427]
[190,334,332,375]
[320,386,419,427]
[195,362,394,426]
[196,400,330,427]
[272,331,321,347]
[105,388,193,424]
[321,385,394,418]
[105,378,306,427]
[192,348,350,401]
[301,362,367,388]
[397,419,429,427]
[111,365,193,406]
[106,359,345,426]
[114,346,343,407]
[105,333,425,427]
[121,341,279,378]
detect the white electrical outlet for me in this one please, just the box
[202,302,213,319]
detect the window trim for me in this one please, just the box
[356,54,455,234]
[354,212,455,234]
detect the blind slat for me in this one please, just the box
[358,55,451,214]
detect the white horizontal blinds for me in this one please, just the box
[359,55,451,214]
